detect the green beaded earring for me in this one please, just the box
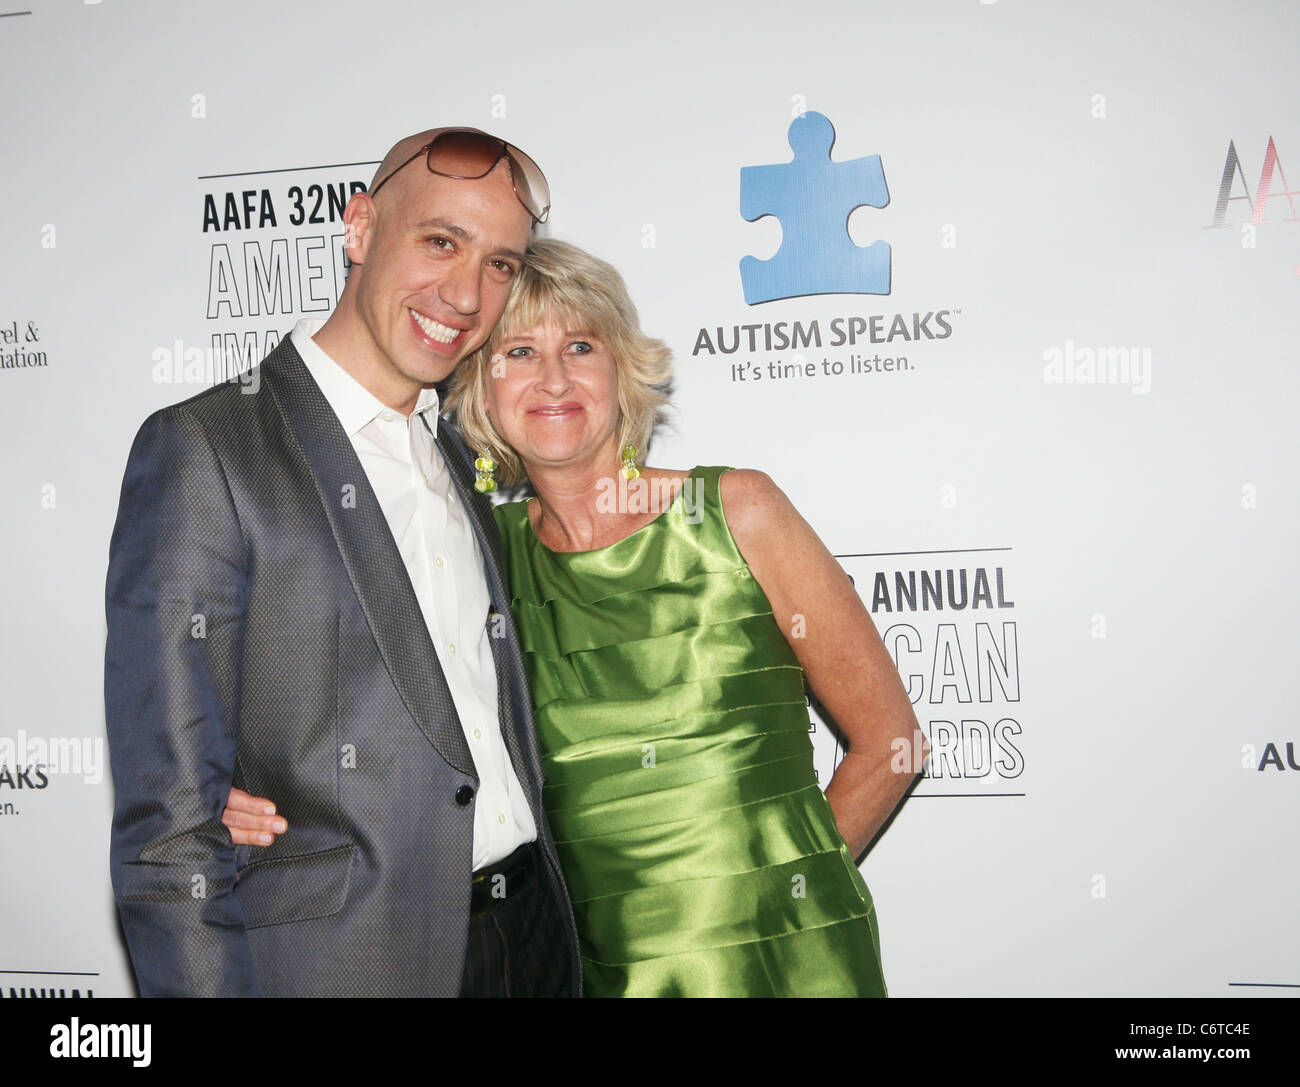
[620,444,640,481]
[474,452,498,493]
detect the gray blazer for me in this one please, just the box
[104,338,580,996]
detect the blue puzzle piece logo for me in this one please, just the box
[740,111,890,305]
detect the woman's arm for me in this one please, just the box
[720,469,926,858]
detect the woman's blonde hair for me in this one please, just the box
[446,238,673,485]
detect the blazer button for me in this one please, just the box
[455,785,475,806]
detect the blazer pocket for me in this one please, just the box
[235,844,355,930]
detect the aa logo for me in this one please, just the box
[1207,136,1299,227]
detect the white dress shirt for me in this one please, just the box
[291,320,537,868]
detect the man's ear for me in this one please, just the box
[342,192,375,265]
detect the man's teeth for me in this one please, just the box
[410,309,459,343]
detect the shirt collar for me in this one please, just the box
[291,319,441,438]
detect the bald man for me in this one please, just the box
[105,129,580,997]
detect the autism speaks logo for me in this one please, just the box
[739,112,891,304]
[694,109,954,385]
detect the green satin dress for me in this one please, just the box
[495,466,887,997]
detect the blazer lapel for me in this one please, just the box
[430,419,508,596]
[432,419,546,803]
[262,341,476,776]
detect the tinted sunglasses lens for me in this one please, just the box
[426,130,504,179]
[425,129,550,222]
[504,147,550,223]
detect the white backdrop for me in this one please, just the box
[1,0,1297,998]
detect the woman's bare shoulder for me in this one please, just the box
[718,468,798,553]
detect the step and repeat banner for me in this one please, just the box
[1,0,1296,998]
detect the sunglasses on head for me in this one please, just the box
[367,127,550,224]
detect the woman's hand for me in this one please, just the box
[222,787,288,846]
[721,469,927,859]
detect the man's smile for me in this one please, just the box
[409,307,465,345]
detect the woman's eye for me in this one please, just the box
[569,341,593,354]
[505,346,533,358]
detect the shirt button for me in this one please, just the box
[472,728,482,740]
[447,642,457,655]
[382,411,397,423]
[497,813,506,825]
[435,555,445,569]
